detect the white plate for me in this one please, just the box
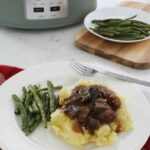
[84,7,150,43]
[0,62,150,150]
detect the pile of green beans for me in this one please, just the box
[12,81,62,135]
[91,15,150,41]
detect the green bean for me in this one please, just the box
[47,81,57,114]
[54,85,63,91]
[93,30,115,37]
[37,85,63,92]
[24,92,32,109]
[132,22,150,28]
[36,113,41,121]
[45,94,49,113]
[131,20,150,26]
[46,96,50,121]
[131,27,149,36]
[114,35,146,40]
[22,86,27,104]
[12,94,28,131]
[119,20,132,26]
[29,85,47,128]
[92,22,108,27]
[37,88,48,92]
[92,19,122,24]
[28,114,35,127]
[29,115,41,133]
[40,92,51,121]
[32,101,39,113]
[126,14,137,20]
[41,92,48,111]
[119,32,145,36]
[33,85,40,90]
[28,106,35,113]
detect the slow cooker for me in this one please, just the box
[0,0,97,29]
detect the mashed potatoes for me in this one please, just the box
[50,80,133,148]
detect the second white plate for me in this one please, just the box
[84,7,150,43]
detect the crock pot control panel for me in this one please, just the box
[25,0,68,20]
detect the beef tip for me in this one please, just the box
[81,92,91,103]
[102,90,121,111]
[86,118,100,134]
[107,97,121,111]
[77,106,90,124]
[64,96,82,107]
[72,86,91,103]
[79,87,91,103]
[97,87,106,98]
[89,86,100,100]
[93,101,111,114]
[97,109,117,123]
[64,105,79,119]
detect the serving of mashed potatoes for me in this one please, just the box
[50,80,133,148]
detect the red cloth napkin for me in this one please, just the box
[0,65,150,150]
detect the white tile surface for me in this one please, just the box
[0,0,150,101]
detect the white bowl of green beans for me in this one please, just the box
[84,7,150,43]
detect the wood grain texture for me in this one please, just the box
[75,1,150,69]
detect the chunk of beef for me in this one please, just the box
[101,90,121,110]
[77,106,90,124]
[64,105,79,119]
[80,91,91,103]
[97,109,116,123]
[107,97,121,111]
[89,86,100,100]
[86,118,100,134]
[72,86,91,103]
[93,101,110,114]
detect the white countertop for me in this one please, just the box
[0,0,150,101]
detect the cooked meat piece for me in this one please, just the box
[72,86,91,103]
[64,96,82,107]
[81,92,91,103]
[97,109,117,123]
[89,86,100,100]
[101,90,121,110]
[86,118,100,134]
[64,105,79,119]
[93,101,111,114]
[107,97,121,111]
[77,106,90,124]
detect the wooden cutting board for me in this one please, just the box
[75,1,150,69]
